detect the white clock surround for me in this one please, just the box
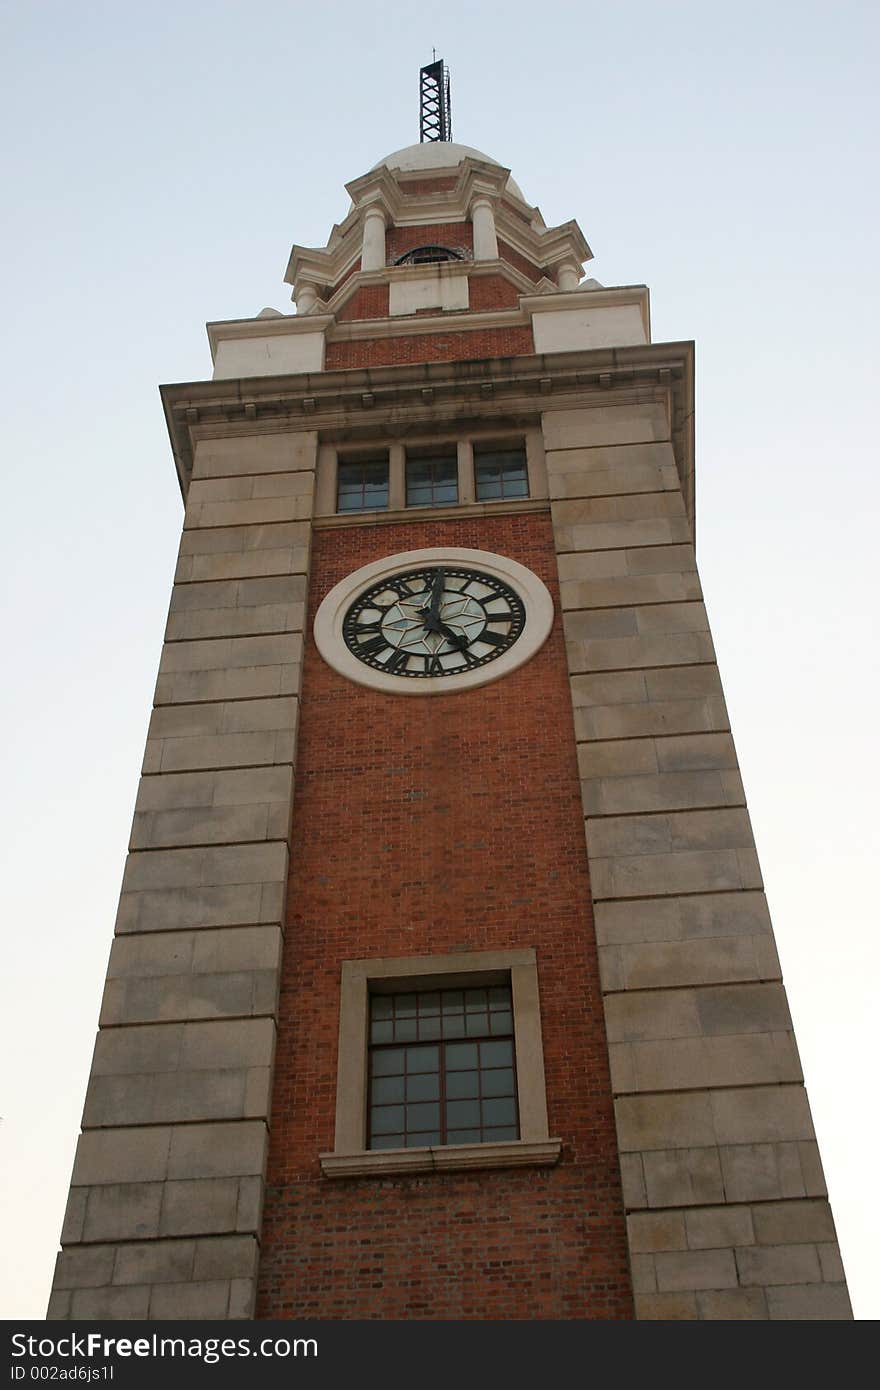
[313,547,555,695]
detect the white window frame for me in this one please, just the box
[320,948,561,1178]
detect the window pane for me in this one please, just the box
[407,1102,441,1131]
[475,447,529,501]
[465,1011,491,1038]
[371,1133,404,1149]
[442,1014,466,1039]
[407,1072,440,1102]
[371,1047,405,1077]
[406,452,458,507]
[446,1129,481,1145]
[482,1097,517,1127]
[370,1019,393,1043]
[372,1105,405,1134]
[481,1067,515,1098]
[445,1042,478,1070]
[406,1131,440,1147]
[372,997,393,1019]
[484,1126,517,1142]
[488,987,511,1009]
[395,996,418,1018]
[419,993,441,1016]
[480,1039,513,1068]
[395,1017,418,1042]
[465,989,487,1011]
[372,1075,405,1104]
[476,475,502,500]
[489,1011,512,1036]
[337,458,389,512]
[445,1069,479,1099]
[406,1044,439,1073]
[446,1099,481,1128]
[441,991,464,1013]
[419,1015,442,1040]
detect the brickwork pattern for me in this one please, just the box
[257,511,634,1320]
[325,325,534,370]
[468,274,522,311]
[386,221,473,263]
[497,239,542,283]
[335,283,390,322]
[398,176,459,196]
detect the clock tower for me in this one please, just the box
[49,70,852,1321]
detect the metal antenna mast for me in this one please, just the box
[419,58,452,142]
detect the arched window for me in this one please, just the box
[395,245,463,267]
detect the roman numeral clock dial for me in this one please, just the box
[343,566,525,679]
[313,548,555,695]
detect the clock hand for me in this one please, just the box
[417,571,468,650]
[425,568,444,623]
[431,619,468,651]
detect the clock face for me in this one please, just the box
[313,547,554,696]
[342,565,526,679]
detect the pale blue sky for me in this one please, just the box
[1,0,878,1320]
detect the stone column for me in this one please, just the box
[542,398,852,1321]
[48,428,317,1321]
[361,204,387,272]
[471,196,499,261]
[556,261,581,291]
[294,282,319,315]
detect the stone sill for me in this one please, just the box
[320,1138,562,1179]
[314,497,549,529]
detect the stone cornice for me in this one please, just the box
[327,305,526,342]
[161,340,696,533]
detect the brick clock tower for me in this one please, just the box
[50,72,852,1322]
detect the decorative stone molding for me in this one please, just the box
[325,949,558,1167]
[163,342,694,516]
[321,1140,561,1179]
[284,156,591,303]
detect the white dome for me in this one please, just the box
[372,142,527,204]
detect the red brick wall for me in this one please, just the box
[468,274,522,311]
[335,283,390,322]
[386,221,473,263]
[400,176,458,196]
[325,325,534,370]
[257,512,633,1320]
[498,239,543,283]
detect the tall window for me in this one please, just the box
[368,986,518,1149]
[405,449,458,507]
[474,444,529,501]
[337,455,389,512]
